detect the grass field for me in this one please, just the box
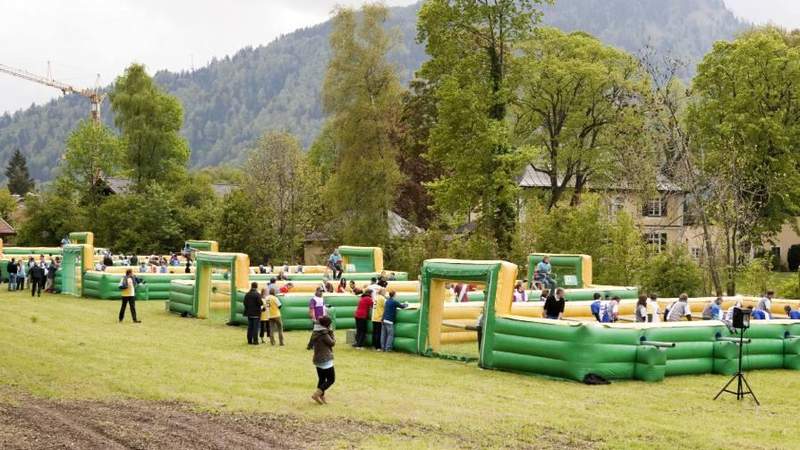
[0,291,797,449]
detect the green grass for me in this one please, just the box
[0,290,797,448]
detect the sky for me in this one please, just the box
[0,0,799,115]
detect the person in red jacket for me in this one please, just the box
[353,289,373,349]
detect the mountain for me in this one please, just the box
[0,0,746,182]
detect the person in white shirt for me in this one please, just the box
[756,291,774,320]
[513,283,528,302]
[647,293,660,323]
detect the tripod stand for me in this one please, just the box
[714,328,759,405]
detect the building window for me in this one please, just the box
[608,196,625,219]
[645,232,668,253]
[643,196,667,218]
[690,247,701,260]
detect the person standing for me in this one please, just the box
[381,290,407,352]
[45,258,58,293]
[16,259,28,291]
[542,288,566,320]
[590,293,602,321]
[118,269,142,323]
[634,295,648,322]
[308,316,336,404]
[513,283,528,302]
[371,288,387,350]
[266,288,284,346]
[29,260,45,297]
[666,294,693,322]
[647,294,660,323]
[353,289,373,349]
[243,282,264,345]
[756,291,774,320]
[7,258,17,291]
[308,287,326,323]
[259,288,271,344]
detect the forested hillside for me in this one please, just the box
[0,0,745,182]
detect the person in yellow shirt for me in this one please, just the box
[259,288,271,344]
[372,288,387,351]
[266,288,284,346]
[118,269,143,323]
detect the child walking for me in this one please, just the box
[308,316,336,404]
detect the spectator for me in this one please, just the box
[185,260,192,274]
[635,295,648,322]
[542,288,566,320]
[590,293,602,321]
[647,294,660,323]
[336,278,347,293]
[751,309,767,320]
[381,290,407,352]
[353,289,373,349]
[277,270,288,281]
[29,260,45,297]
[308,315,335,404]
[347,279,357,294]
[258,264,267,274]
[267,278,278,297]
[539,288,550,303]
[309,287,326,322]
[7,258,17,291]
[372,288,387,351]
[118,269,143,323]
[513,283,528,302]
[259,288,272,344]
[139,262,148,273]
[279,282,294,294]
[45,258,58,293]
[756,291,774,320]
[702,297,723,320]
[324,281,335,293]
[243,282,264,345]
[296,264,304,274]
[533,256,556,290]
[368,277,381,300]
[784,305,800,320]
[599,296,620,323]
[266,288,284,346]
[130,254,138,266]
[159,263,168,274]
[328,249,343,280]
[666,294,693,322]
[16,259,27,291]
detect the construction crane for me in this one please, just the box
[0,62,105,124]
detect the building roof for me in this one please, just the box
[389,210,422,237]
[517,165,681,192]
[0,217,16,236]
[104,177,234,196]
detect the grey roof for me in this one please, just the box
[518,165,681,192]
[389,210,422,237]
[105,177,235,196]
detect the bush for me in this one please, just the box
[737,258,771,296]
[639,245,704,297]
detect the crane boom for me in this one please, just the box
[0,63,105,123]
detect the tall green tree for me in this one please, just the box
[513,28,651,208]
[61,120,121,218]
[687,27,800,294]
[418,0,545,257]
[110,64,190,188]
[321,3,402,246]
[5,149,35,195]
[244,132,320,260]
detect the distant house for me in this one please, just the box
[99,177,235,197]
[0,217,16,240]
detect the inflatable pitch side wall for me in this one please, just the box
[338,246,383,273]
[528,253,593,289]
[83,271,194,300]
[482,319,800,382]
[247,272,409,282]
[169,280,195,315]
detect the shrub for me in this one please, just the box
[639,245,704,297]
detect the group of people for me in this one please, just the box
[351,285,408,352]
[257,261,304,275]
[242,282,286,346]
[5,255,60,297]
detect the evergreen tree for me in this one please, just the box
[5,149,35,195]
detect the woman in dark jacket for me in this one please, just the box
[308,316,335,404]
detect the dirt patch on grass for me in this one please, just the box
[0,391,596,449]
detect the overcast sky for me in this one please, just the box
[1,0,799,115]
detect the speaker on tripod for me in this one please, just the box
[714,307,759,405]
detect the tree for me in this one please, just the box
[5,149,35,195]
[214,189,277,263]
[244,132,320,260]
[0,188,17,222]
[513,28,651,208]
[61,120,121,222]
[687,27,800,294]
[417,0,545,257]
[16,180,85,246]
[639,246,704,297]
[321,4,402,245]
[110,64,190,188]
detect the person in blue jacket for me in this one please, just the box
[785,305,800,320]
[590,293,602,321]
[380,290,408,352]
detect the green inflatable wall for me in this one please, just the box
[168,281,195,315]
[527,254,586,288]
[83,272,193,300]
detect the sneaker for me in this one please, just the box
[133,320,142,323]
[311,390,324,405]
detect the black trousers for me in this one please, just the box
[247,317,260,344]
[477,325,483,353]
[316,366,335,393]
[332,263,343,280]
[372,321,382,349]
[354,318,368,347]
[31,277,43,297]
[119,296,137,321]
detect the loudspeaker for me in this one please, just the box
[732,307,751,330]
